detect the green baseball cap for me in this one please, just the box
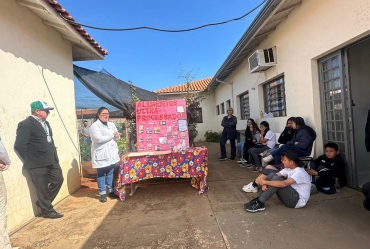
[30,101,54,111]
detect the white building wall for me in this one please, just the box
[0,0,80,231]
[214,0,370,155]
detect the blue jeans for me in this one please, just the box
[96,164,115,195]
[237,142,244,158]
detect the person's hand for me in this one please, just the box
[306,169,318,176]
[0,164,9,171]
[262,185,268,191]
[294,142,299,145]
[256,178,264,186]
[113,132,121,139]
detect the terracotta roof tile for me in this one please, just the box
[45,0,108,56]
[154,77,212,94]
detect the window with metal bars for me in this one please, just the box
[239,92,250,120]
[263,76,286,117]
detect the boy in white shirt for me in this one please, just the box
[244,150,311,212]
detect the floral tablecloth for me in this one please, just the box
[114,146,209,201]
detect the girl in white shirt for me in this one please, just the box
[247,121,276,172]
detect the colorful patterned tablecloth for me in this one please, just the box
[114,146,209,201]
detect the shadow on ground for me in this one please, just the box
[10,142,370,249]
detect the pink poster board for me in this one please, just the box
[136,99,189,152]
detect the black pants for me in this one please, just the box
[220,137,236,159]
[28,164,64,212]
[242,141,255,161]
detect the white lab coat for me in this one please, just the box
[90,120,120,169]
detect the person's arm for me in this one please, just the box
[0,140,11,166]
[260,177,296,188]
[228,116,237,127]
[14,122,30,161]
[294,130,313,149]
[221,117,227,127]
[90,123,115,144]
[260,130,273,144]
[278,127,290,144]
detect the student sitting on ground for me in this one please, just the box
[244,150,311,213]
[306,142,347,194]
[236,118,255,160]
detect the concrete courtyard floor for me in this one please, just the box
[10,142,370,249]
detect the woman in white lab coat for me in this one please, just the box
[90,107,121,203]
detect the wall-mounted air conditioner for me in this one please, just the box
[248,47,277,73]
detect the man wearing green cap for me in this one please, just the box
[14,101,64,219]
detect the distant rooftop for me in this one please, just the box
[154,77,212,94]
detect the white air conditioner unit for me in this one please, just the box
[248,47,277,73]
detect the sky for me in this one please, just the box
[60,0,265,92]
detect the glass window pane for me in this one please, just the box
[325,92,332,101]
[336,132,344,142]
[322,61,328,71]
[333,100,342,110]
[335,121,344,131]
[263,76,286,117]
[334,78,341,88]
[333,68,340,78]
[327,132,335,141]
[323,71,330,81]
[326,122,335,130]
[331,56,339,67]
[326,112,334,120]
[326,101,333,110]
[334,111,342,120]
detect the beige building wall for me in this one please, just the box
[0,1,80,231]
[214,0,370,155]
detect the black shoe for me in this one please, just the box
[252,167,259,172]
[99,194,107,203]
[42,211,64,219]
[219,157,227,161]
[109,192,119,199]
[229,158,235,161]
[244,199,265,213]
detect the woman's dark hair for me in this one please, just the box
[251,122,261,133]
[286,117,295,126]
[248,118,255,124]
[94,107,109,122]
[293,117,305,128]
[260,121,270,136]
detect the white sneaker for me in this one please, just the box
[242,182,253,189]
[237,158,247,163]
[262,155,274,163]
[242,183,257,193]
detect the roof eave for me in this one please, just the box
[17,0,105,61]
[207,0,283,90]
